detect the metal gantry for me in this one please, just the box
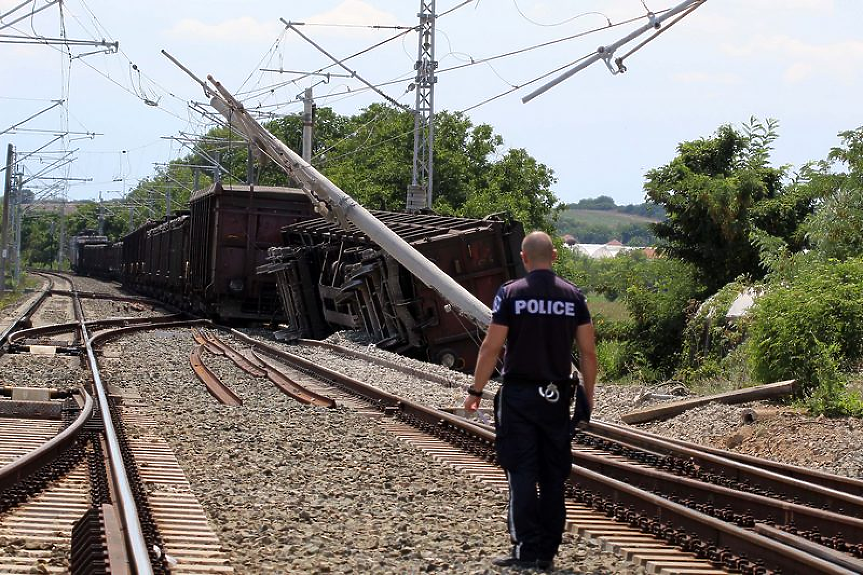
[407,0,437,212]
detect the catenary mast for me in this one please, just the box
[406,0,437,212]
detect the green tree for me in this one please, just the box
[173,104,561,232]
[801,127,863,260]
[645,118,814,292]
[66,201,129,241]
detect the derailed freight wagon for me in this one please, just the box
[121,220,161,291]
[69,232,108,273]
[260,211,525,371]
[141,214,190,305]
[187,183,315,320]
[80,242,123,280]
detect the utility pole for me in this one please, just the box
[193,167,200,192]
[302,87,314,162]
[246,142,255,186]
[57,200,66,269]
[128,204,134,233]
[213,151,222,184]
[13,172,22,286]
[165,186,172,217]
[407,0,437,212]
[0,144,13,291]
[98,192,105,235]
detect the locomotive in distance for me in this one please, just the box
[72,182,525,372]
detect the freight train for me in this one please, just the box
[72,182,524,371]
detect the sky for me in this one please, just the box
[1,0,861,208]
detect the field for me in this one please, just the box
[556,208,661,245]
[561,209,660,226]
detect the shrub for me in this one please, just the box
[596,340,630,381]
[680,280,751,373]
[747,255,863,400]
[622,257,704,376]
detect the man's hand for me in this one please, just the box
[463,394,481,411]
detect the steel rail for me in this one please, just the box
[191,328,224,355]
[200,331,266,377]
[7,314,185,347]
[49,288,162,306]
[189,345,242,406]
[73,294,155,575]
[599,420,863,498]
[0,273,56,346]
[584,420,863,515]
[228,328,859,574]
[89,319,211,348]
[0,388,93,490]
[570,439,863,545]
[250,351,336,408]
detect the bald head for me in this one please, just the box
[521,231,556,271]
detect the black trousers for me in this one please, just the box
[494,383,572,561]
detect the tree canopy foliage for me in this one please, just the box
[174,103,561,231]
[799,127,863,260]
[645,118,816,292]
[16,103,560,268]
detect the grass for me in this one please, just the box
[586,292,630,323]
[560,209,660,226]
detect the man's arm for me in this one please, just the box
[463,323,508,410]
[575,323,597,408]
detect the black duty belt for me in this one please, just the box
[502,376,571,386]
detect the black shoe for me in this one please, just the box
[491,556,554,570]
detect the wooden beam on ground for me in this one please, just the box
[620,380,795,425]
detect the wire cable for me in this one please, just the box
[512,1,611,28]
[459,53,593,113]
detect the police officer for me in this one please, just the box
[464,230,597,570]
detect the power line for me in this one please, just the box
[460,54,593,113]
[511,1,611,28]
[281,19,410,111]
[288,21,413,30]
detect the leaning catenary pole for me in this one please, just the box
[206,75,493,330]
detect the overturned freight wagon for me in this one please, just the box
[259,211,524,372]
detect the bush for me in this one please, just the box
[680,280,751,373]
[747,255,863,401]
[596,340,630,381]
[622,257,704,377]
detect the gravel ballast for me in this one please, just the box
[102,329,647,574]
[6,274,862,573]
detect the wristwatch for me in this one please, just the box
[467,387,483,398]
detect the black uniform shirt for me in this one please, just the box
[491,269,591,382]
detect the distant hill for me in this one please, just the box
[556,196,664,246]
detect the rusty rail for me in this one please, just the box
[89,319,211,348]
[7,314,186,348]
[584,420,863,516]
[598,420,863,498]
[250,351,336,408]
[189,345,242,406]
[199,331,265,377]
[227,328,859,575]
[0,388,93,491]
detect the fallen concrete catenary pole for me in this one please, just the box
[204,75,494,331]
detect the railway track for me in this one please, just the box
[0,273,233,574]
[188,329,863,575]
[7,272,862,573]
